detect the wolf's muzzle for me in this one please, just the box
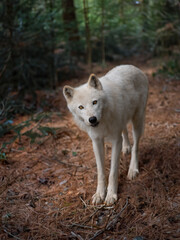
[89,116,99,127]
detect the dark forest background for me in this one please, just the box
[0,0,179,114]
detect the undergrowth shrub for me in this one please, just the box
[0,112,61,160]
[153,54,180,80]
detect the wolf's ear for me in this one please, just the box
[63,85,74,101]
[88,74,103,90]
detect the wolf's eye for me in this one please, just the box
[79,105,84,110]
[93,100,97,105]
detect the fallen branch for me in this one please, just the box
[3,228,23,240]
[70,223,93,229]
[71,231,84,240]
[89,198,129,240]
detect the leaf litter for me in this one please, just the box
[0,60,179,239]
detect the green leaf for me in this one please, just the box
[72,151,77,157]
[38,126,57,136]
[0,135,18,151]
[55,112,62,118]
[23,130,42,143]
[0,152,7,160]
[32,112,52,122]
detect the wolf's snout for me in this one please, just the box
[89,116,97,124]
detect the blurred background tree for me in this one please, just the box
[0,0,179,104]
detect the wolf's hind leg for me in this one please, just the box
[122,126,131,155]
[127,111,145,180]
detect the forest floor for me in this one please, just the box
[0,58,180,240]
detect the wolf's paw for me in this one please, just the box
[104,193,117,205]
[92,192,106,205]
[122,145,131,155]
[127,168,139,180]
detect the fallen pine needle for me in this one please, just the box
[3,228,23,240]
[89,198,129,240]
[71,231,84,240]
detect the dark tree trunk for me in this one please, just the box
[82,0,92,71]
[101,0,105,67]
[49,0,56,89]
[62,0,79,42]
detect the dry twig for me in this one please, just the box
[71,231,84,240]
[89,198,129,240]
[3,228,23,240]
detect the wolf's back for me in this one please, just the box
[100,65,148,99]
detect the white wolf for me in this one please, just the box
[63,65,148,205]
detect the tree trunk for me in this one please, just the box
[141,0,149,50]
[62,0,79,42]
[101,0,105,67]
[49,0,56,89]
[82,0,92,71]
[5,0,14,70]
[119,0,125,24]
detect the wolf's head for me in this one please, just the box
[63,74,105,128]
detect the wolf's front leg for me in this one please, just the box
[92,139,106,204]
[105,137,122,205]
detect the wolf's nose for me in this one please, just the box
[89,116,97,124]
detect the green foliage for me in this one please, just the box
[0,0,67,99]
[0,152,7,160]
[154,55,180,80]
[72,151,77,156]
[0,112,60,151]
[0,0,179,100]
[38,126,57,136]
[0,96,31,122]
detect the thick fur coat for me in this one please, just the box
[63,65,148,205]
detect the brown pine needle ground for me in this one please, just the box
[0,60,179,240]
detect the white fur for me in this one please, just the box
[63,65,148,205]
